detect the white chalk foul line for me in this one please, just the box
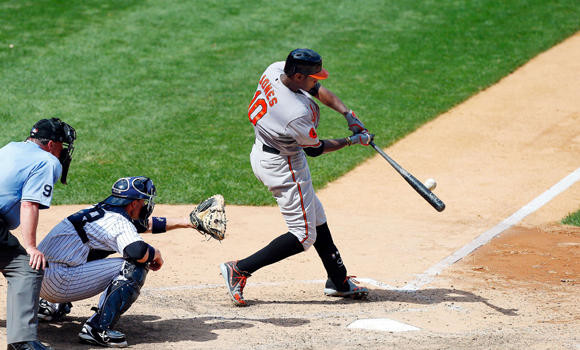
[143,167,580,295]
[402,166,580,291]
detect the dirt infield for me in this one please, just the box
[2,32,579,349]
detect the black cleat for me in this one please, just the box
[78,322,128,348]
[38,299,72,322]
[7,340,53,350]
[324,276,369,299]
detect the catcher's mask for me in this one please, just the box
[30,118,77,184]
[103,176,157,228]
[284,48,329,80]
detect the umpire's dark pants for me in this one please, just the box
[0,221,44,344]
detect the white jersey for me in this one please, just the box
[38,206,144,302]
[39,206,142,267]
[249,61,321,155]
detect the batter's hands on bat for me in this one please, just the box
[344,110,367,134]
[348,132,374,146]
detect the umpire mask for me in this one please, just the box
[30,118,77,184]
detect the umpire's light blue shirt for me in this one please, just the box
[0,141,61,230]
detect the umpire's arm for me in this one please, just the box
[20,201,47,270]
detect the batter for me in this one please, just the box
[220,48,373,306]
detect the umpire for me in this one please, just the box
[0,118,76,350]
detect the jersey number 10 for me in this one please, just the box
[248,90,267,126]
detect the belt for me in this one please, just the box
[262,144,280,155]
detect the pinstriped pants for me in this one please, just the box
[40,257,124,303]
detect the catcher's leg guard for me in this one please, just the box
[313,223,349,291]
[91,260,148,329]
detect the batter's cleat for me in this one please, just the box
[38,299,73,322]
[324,276,369,299]
[7,341,53,350]
[78,322,128,348]
[220,261,250,306]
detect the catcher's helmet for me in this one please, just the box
[104,176,156,206]
[103,176,156,228]
[284,48,329,80]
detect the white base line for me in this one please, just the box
[143,167,580,295]
[401,166,580,291]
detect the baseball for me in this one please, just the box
[424,178,437,191]
[9,44,14,49]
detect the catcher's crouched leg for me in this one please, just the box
[79,260,148,347]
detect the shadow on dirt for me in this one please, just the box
[36,314,309,348]
[370,288,519,316]
[250,288,518,316]
[5,288,514,348]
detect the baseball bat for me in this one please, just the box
[369,141,445,212]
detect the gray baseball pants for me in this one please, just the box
[0,224,44,344]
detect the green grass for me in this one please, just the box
[1,0,579,205]
[562,209,580,226]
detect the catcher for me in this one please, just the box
[36,176,225,347]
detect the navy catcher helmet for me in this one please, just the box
[284,48,329,80]
[103,176,157,228]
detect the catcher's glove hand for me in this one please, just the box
[189,194,226,241]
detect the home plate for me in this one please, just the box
[348,318,420,332]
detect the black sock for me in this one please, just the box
[313,222,348,290]
[237,232,304,274]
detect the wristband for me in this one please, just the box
[151,217,167,234]
[345,137,352,146]
[146,245,156,264]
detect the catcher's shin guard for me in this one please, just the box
[313,223,349,291]
[91,260,148,329]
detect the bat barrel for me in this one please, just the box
[370,142,446,212]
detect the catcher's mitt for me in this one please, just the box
[189,194,226,241]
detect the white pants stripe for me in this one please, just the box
[250,142,326,250]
